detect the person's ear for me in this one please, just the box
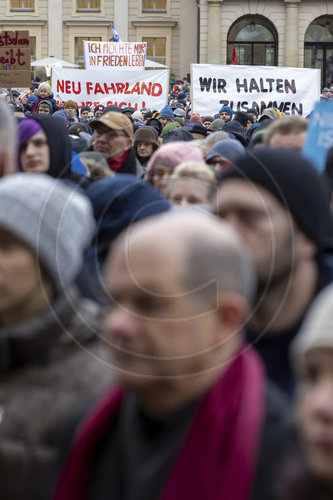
[126,137,133,151]
[216,292,249,339]
[295,230,316,260]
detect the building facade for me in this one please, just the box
[0,0,333,87]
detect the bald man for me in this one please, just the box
[54,213,296,500]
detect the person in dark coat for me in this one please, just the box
[17,114,91,187]
[91,112,143,176]
[0,173,112,500]
[84,174,171,301]
[214,148,333,395]
[53,212,297,500]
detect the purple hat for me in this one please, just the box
[17,119,43,170]
[94,104,105,115]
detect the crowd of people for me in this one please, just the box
[1,74,333,499]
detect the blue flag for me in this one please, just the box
[302,101,333,173]
[111,23,122,42]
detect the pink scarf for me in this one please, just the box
[53,346,265,500]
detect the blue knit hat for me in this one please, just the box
[219,106,233,119]
[159,104,174,121]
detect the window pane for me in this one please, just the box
[155,38,166,57]
[75,36,101,68]
[143,38,154,57]
[77,0,88,7]
[25,0,34,7]
[156,0,166,9]
[305,24,333,43]
[143,0,154,9]
[90,0,100,8]
[236,24,274,42]
[11,0,21,7]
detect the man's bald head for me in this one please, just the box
[107,212,256,307]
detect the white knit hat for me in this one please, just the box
[291,283,333,370]
[0,173,95,289]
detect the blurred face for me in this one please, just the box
[248,113,257,123]
[192,133,207,140]
[94,110,103,118]
[215,179,294,286]
[297,349,333,483]
[0,228,40,315]
[220,111,231,122]
[39,88,49,99]
[246,120,253,131]
[136,142,153,159]
[65,106,77,114]
[208,156,235,174]
[20,130,50,173]
[152,164,173,195]
[203,120,212,128]
[38,103,51,115]
[159,117,172,128]
[93,125,132,160]
[269,132,307,153]
[168,178,211,206]
[81,110,89,120]
[104,240,218,388]
[87,111,94,120]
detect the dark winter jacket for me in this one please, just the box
[0,288,112,500]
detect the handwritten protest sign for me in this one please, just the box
[302,101,333,173]
[84,41,147,71]
[52,67,168,109]
[191,64,320,117]
[0,31,31,87]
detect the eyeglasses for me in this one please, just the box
[95,128,126,139]
[21,139,48,151]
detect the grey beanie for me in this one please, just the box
[291,283,333,370]
[0,173,95,289]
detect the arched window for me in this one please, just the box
[304,16,333,88]
[227,16,278,66]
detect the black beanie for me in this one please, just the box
[220,147,333,251]
[234,111,253,127]
[247,108,258,118]
[80,105,91,114]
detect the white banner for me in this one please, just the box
[51,67,169,110]
[191,64,320,117]
[84,41,147,71]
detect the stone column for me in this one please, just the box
[207,0,223,64]
[284,0,301,67]
[48,0,63,58]
[114,0,128,41]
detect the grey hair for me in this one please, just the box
[202,131,230,150]
[182,236,256,307]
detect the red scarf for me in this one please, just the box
[108,150,129,172]
[53,346,265,500]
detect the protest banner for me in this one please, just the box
[0,31,31,87]
[84,41,147,71]
[302,101,333,173]
[191,64,320,117]
[51,67,169,110]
